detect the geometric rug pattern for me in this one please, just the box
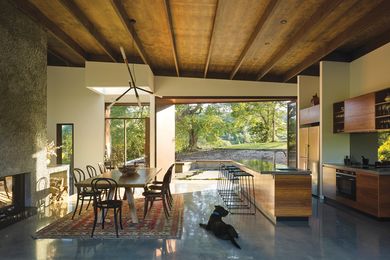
[34,194,183,239]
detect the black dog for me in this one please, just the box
[199,205,241,249]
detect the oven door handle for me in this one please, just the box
[336,172,356,178]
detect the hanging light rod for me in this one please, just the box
[107,46,162,109]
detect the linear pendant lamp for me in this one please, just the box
[107,46,161,109]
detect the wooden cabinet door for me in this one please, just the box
[356,171,378,216]
[344,93,375,132]
[300,105,320,126]
[323,166,336,200]
[299,127,308,159]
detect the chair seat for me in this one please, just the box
[80,188,101,196]
[143,190,163,196]
[95,199,122,208]
[80,190,94,196]
[147,184,163,190]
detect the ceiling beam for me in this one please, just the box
[14,0,86,60]
[229,0,279,80]
[58,0,118,62]
[204,0,220,78]
[256,0,343,81]
[163,0,180,77]
[283,0,390,82]
[110,0,152,68]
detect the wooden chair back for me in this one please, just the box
[86,165,97,178]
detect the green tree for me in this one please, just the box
[176,104,226,152]
[107,105,149,166]
[378,133,390,161]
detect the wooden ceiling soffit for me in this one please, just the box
[229,0,280,80]
[203,0,220,78]
[349,27,390,61]
[48,48,71,66]
[256,0,343,81]
[283,0,390,82]
[110,0,151,68]
[14,0,86,60]
[58,0,118,62]
[163,0,180,77]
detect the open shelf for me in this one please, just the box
[375,88,390,129]
[333,101,344,133]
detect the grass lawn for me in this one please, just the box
[219,142,287,150]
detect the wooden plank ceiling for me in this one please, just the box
[14,0,390,83]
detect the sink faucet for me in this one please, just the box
[273,150,287,169]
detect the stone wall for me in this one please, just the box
[0,1,47,206]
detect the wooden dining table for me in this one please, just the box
[75,167,161,224]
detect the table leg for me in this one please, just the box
[125,187,139,223]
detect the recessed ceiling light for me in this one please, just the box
[280,19,287,24]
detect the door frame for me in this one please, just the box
[56,123,74,194]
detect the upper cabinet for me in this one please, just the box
[375,88,390,130]
[344,93,375,132]
[300,104,319,126]
[334,87,390,133]
[333,101,344,133]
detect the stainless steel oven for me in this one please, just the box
[336,169,356,200]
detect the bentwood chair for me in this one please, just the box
[148,164,175,207]
[86,165,98,178]
[98,163,106,174]
[91,178,123,238]
[143,164,174,219]
[72,168,94,219]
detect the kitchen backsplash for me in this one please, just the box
[350,133,378,164]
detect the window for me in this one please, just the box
[105,105,149,167]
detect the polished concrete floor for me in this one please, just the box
[1,181,390,259]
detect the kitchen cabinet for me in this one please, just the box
[375,88,390,129]
[322,166,336,200]
[323,164,390,218]
[300,105,319,126]
[356,171,378,216]
[333,101,344,133]
[344,93,375,132]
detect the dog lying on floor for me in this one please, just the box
[199,205,241,249]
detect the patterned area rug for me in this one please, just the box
[34,194,184,239]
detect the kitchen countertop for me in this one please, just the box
[232,161,311,175]
[323,163,390,175]
[260,167,311,175]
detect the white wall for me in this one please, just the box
[320,61,350,164]
[350,43,390,97]
[47,66,104,170]
[297,76,320,109]
[156,103,175,175]
[155,76,296,96]
[85,61,154,91]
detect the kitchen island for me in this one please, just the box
[233,162,312,223]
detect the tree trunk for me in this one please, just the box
[271,105,276,142]
[188,128,198,151]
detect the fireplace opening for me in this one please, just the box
[0,173,35,229]
[0,176,13,208]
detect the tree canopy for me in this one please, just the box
[175,101,288,152]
